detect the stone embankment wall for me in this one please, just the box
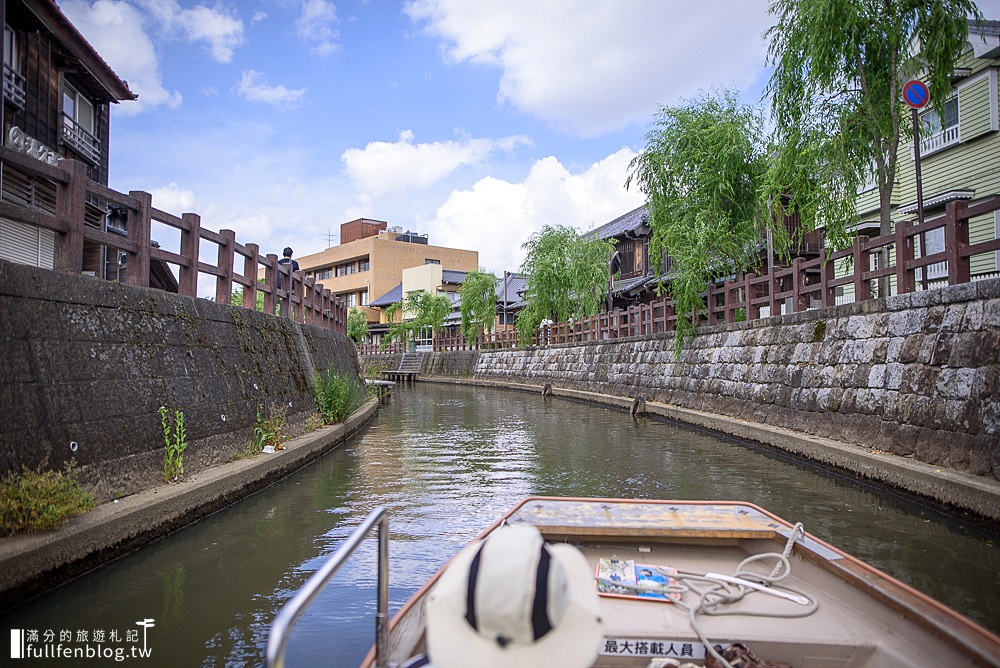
[367,280,1000,482]
[0,260,360,501]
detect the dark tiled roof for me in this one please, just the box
[496,272,527,304]
[370,283,402,307]
[584,205,649,240]
[614,274,651,293]
[372,270,526,309]
[442,269,469,284]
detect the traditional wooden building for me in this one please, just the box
[1,0,138,280]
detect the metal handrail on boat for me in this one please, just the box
[265,507,390,668]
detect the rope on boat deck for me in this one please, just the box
[667,522,817,668]
[594,523,816,668]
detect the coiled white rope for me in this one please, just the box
[593,523,817,668]
[668,522,817,667]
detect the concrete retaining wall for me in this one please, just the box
[0,260,360,502]
[367,280,1000,482]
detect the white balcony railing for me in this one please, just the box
[61,114,101,165]
[3,64,26,110]
[919,124,960,155]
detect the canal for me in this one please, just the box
[3,383,998,666]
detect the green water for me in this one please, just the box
[2,383,997,666]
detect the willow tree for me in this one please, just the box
[459,269,498,346]
[627,88,772,345]
[515,225,615,343]
[765,0,980,240]
[383,291,452,348]
[347,307,368,343]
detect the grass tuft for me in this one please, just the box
[312,369,369,425]
[1,462,95,537]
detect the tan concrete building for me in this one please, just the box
[296,219,478,324]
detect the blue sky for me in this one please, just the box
[60,0,1000,285]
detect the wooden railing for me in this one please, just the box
[356,342,405,355]
[0,147,346,333]
[428,196,1000,351]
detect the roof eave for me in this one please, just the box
[26,0,136,102]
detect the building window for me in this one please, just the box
[3,25,25,110]
[615,238,636,276]
[345,292,357,307]
[920,97,959,154]
[359,257,370,271]
[360,290,369,306]
[62,84,100,164]
[336,261,356,277]
[425,258,440,264]
[316,268,333,280]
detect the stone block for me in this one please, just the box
[867,364,887,389]
[949,331,1000,368]
[975,278,1000,299]
[924,305,947,333]
[938,281,978,305]
[888,424,919,456]
[967,434,994,477]
[846,315,875,339]
[888,309,926,336]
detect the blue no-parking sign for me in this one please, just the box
[903,79,930,109]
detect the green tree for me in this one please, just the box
[627,88,772,345]
[765,0,981,239]
[347,307,368,343]
[459,269,498,345]
[384,290,453,348]
[515,225,615,343]
[231,279,265,311]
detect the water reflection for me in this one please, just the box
[1,383,997,667]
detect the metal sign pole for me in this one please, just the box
[913,107,924,228]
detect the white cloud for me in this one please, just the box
[341,130,532,195]
[136,0,245,63]
[60,0,182,114]
[405,0,773,136]
[235,70,308,107]
[423,148,646,273]
[296,0,340,56]
[149,182,196,212]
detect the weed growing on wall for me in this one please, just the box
[159,406,189,482]
[0,462,94,536]
[312,369,368,424]
[253,402,288,453]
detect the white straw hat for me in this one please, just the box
[425,524,603,668]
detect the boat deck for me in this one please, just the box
[368,498,1000,668]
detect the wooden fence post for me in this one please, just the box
[243,242,259,310]
[895,220,915,295]
[215,229,236,304]
[53,159,87,273]
[945,200,970,285]
[125,190,151,287]
[852,235,871,302]
[743,272,755,321]
[294,271,305,323]
[322,288,332,328]
[822,251,835,308]
[791,257,806,313]
[707,282,716,325]
[179,213,201,297]
[263,253,277,316]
